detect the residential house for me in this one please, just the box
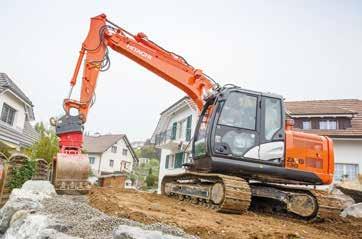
[151,97,197,193]
[286,99,362,181]
[0,73,38,150]
[84,134,138,177]
[152,97,362,193]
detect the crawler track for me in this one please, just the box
[311,190,346,219]
[161,172,251,214]
[162,173,346,220]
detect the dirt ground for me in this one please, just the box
[88,188,362,239]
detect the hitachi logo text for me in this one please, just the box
[126,44,152,60]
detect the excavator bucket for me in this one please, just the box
[52,153,90,194]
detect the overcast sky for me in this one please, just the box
[1,0,361,141]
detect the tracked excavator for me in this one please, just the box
[51,14,344,219]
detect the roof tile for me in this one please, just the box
[286,99,362,137]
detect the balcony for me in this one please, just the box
[154,127,191,151]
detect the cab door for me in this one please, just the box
[258,96,285,164]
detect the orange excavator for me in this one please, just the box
[51,14,343,219]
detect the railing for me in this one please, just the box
[154,128,173,145]
[155,126,192,146]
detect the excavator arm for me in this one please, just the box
[64,14,214,123]
[51,14,217,193]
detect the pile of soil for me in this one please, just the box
[88,188,362,239]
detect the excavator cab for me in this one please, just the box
[192,86,288,179]
[191,86,332,185]
[193,86,284,161]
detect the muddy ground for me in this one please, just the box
[88,188,362,239]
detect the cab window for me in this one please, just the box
[218,92,257,130]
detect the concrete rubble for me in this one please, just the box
[341,202,362,218]
[0,180,196,239]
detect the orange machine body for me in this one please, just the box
[285,129,334,184]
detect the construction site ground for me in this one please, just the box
[88,187,362,239]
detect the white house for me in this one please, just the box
[0,73,38,150]
[152,97,362,193]
[151,97,198,193]
[84,134,138,177]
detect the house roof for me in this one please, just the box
[286,101,357,115]
[84,134,124,153]
[0,73,35,120]
[160,96,189,115]
[0,73,33,106]
[285,99,362,137]
[84,134,138,162]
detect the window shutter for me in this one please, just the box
[186,115,192,141]
[165,155,169,169]
[311,118,319,129]
[175,152,184,168]
[171,122,177,140]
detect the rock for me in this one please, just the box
[3,214,49,239]
[20,180,57,196]
[0,180,57,233]
[0,198,41,232]
[113,225,185,239]
[3,208,80,239]
[9,210,30,225]
[341,202,362,218]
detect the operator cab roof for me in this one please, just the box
[219,85,284,100]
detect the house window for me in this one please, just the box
[109,159,114,167]
[178,120,186,140]
[174,152,184,168]
[319,120,337,130]
[122,149,128,156]
[111,146,117,153]
[120,161,129,171]
[165,154,175,169]
[302,120,311,130]
[89,157,95,165]
[334,163,359,181]
[1,103,16,126]
[171,122,177,140]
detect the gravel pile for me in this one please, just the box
[39,195,197,239]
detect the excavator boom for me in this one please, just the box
[64,14,214,122]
